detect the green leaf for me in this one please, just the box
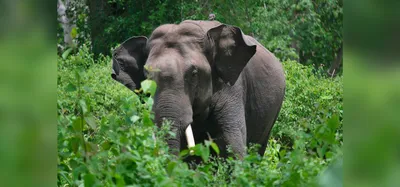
[119,135,129,145]
[69,137,80,153]
[142,111,153,127]
[193,144,210,162]
[317,147,325,158]
[62,47,73,59]
[193,144,203,156]
[141,79,157,96]
[72,165,87,182]
[201,145,210,162]
[83,86,93,93]
[84,115,97,129]
[74,67,85,79]
[179,149,190,157]
[101,141,111,150]
[85,142,98,153]
[65,83,77,92]
[321,95,333,100]
[327,114,340,130]
[58,163,70,172]
[210,142,220,155]
[146,97,154,108]
[130,115,140,124]
[111,148,119,155]
[58,171,72,186]
[115,174,125,187]
[71,27,78,39]
[72,117,83,132]
[166,161,177,176]
[79,99,88,114]
[69,159,78,169]
[279,149,287,158]
[84,173,96,187]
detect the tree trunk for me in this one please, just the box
[328,45,343,77]
[57,0,73,49]
[87,0,108,58]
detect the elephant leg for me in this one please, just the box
[212,102,247,159]
[222,126,246,159]
[257,92,285,156]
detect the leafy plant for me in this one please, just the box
[57,46,342,186]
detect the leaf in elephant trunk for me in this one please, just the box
[141,79,157,97]
[210,142,220,155]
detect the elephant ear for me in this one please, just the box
[112,36,148,90]
[207,25,256,85]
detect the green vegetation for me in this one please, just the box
[57,46,342,186]
[59,0,342,75]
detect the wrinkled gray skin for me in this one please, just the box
[111,20,285,158]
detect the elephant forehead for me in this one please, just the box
[150,24,176,40]
[147,55,188,76]
[150,23,204,46]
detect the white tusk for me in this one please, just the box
[185,125,195,152]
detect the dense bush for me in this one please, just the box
[273,61,343,152]
[57,46,342,186]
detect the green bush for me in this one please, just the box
[57,48,342,186]
[274,61,343,151]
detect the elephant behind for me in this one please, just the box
[111,20,285,158]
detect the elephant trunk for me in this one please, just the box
[153,92,195,155]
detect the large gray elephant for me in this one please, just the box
[111,20,285,158]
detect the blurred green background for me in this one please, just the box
[345,0,400,186]
[0,0,56,187]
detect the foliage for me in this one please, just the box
[273,61,343,154]
[86,0,184,58]
[57,47,343,186]
[57,0,91,53]
[245,0,343,66]
[59,0,342,72]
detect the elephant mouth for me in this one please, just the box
[124,82,136,91]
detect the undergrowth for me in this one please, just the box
[57,46,343,186]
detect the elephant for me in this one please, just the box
[111,20,285,159]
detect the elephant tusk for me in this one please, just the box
[185,125,195,153]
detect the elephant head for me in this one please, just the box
[111,21,256,155]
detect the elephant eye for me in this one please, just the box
[115,58,125,71]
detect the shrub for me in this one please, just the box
[57,48,342,186]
